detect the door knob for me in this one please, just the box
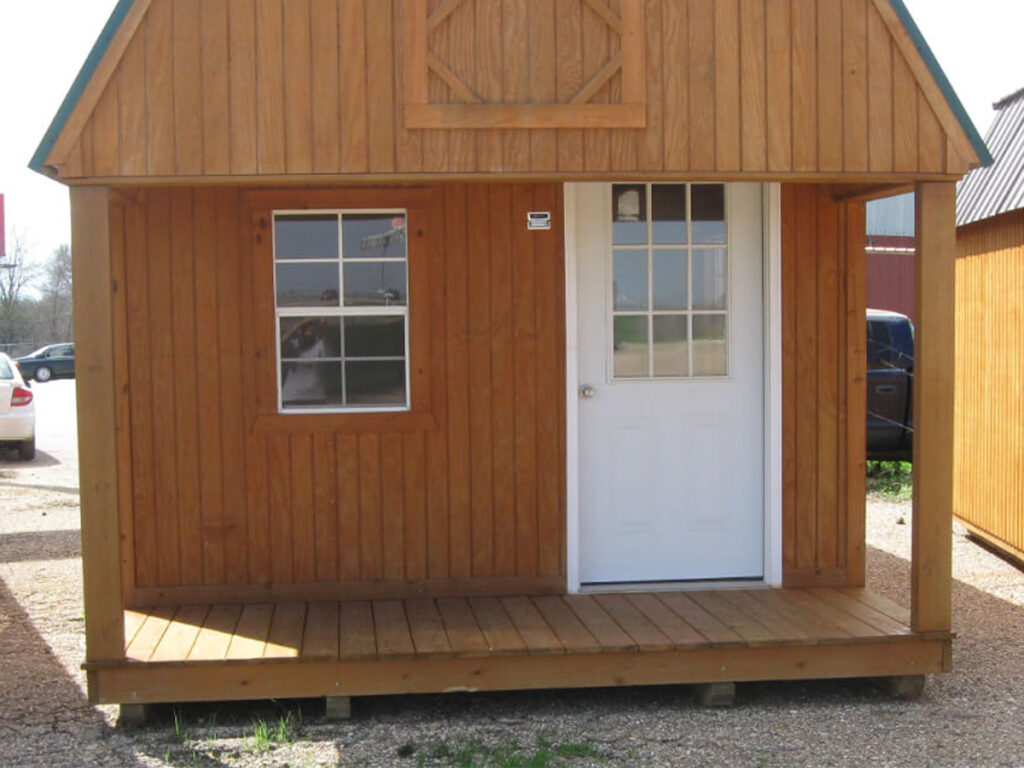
[579,385,596,399]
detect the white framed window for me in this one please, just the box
[609,182,729,379]
[273,209,410,413]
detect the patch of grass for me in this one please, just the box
[248,711,299,752]
[866,460,912,500]
[414,735,604,767]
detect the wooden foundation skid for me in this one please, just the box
[87,588,951,705]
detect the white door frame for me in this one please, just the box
[564,182,783,592]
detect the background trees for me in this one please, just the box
[0,234,73,356]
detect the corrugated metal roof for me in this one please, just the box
[957,89,1024,227]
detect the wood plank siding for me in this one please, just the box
[111,182,566,605]
[781,184,867,587]
[49,0,972,182]
[954,209,1024,565]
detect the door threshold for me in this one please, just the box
[579,578,769,594]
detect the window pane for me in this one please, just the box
[275,262,340,307]
[279,317,342,361]
[344,316,406,358]
[652,249,687,310]
[612,184,647,245]
[692,249,727,310]
[692,184,726,244]
[342,214,407,259]
[281,361,343,408]
[692,315,727,376]
[345,360,407,405]
[653,315,689,377]
[275,214,339,260]
[613,315,649,378]
[0,359,12,379]
[651,184,687,244]
[343,261,407,306]
[613,250,648,310]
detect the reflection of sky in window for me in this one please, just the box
[343,214,406,259]
[275,262,340,306]
[344,262,407,306]
[275,215,338,260]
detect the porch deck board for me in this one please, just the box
[123,588,917,665]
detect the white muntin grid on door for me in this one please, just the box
[606,182,731,382]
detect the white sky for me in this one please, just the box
[1,0,1022,264]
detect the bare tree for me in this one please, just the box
[38,243,73,342]
[0,230,41,345]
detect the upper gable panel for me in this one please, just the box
[49,0,976,181]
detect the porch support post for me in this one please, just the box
[71,186,125,667]
[911,181,956,634]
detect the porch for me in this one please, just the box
[89,587,950,705]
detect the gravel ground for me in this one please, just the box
[2,381,1024,767]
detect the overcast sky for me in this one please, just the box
[2,0,1022,264]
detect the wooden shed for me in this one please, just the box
[33,0,989,712]
[955,87,1024,567]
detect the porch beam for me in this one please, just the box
[71,186,125,665]
[911,181,956,634]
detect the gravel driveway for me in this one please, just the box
[2,382,1023,767]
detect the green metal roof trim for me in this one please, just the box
[888,0,993,168]
[28,0,137,175]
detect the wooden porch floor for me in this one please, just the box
[124,588,916,664]
[89,587,948,705]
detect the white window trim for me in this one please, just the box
[273,208,412,415]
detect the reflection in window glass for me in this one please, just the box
[274,210,409,411]
[691,249,727,310]
[651,185,687,244]
[613,250,648,310]
[275,262,341,307]
[342,214,407,259]
[275,215,338,260]
[281,361,344,408]
[692,184,726,244]
[652,249,687,311]
[612,184,648,245]
[279,317,342,361]
[692,315,727,376]
[344,316,406,358]
[345,361,406,405]
[653,316,688,377]
[613,316,649,378]
[342,261,407,306]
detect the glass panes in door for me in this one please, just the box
[610,183,729,379]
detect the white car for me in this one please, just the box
[0,352,35,460]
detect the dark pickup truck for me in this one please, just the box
[867,309,913,462]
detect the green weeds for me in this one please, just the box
[866,460,912,500]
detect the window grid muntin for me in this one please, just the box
[274,209,410,413]
[609,183,729,380]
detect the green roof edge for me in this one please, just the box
[887,0,994,168]
[28,0,137,175]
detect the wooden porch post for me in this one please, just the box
[911,181,956,634]
[71,186,125,664]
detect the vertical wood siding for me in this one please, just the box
[954,211,1024,562]
[114,182,566,604]
[781,184,867,587]
[59,0,969,181]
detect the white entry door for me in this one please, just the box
[574,182,765,584]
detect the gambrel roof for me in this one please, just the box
[32,0,991,182]
[958,87,1024,227]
